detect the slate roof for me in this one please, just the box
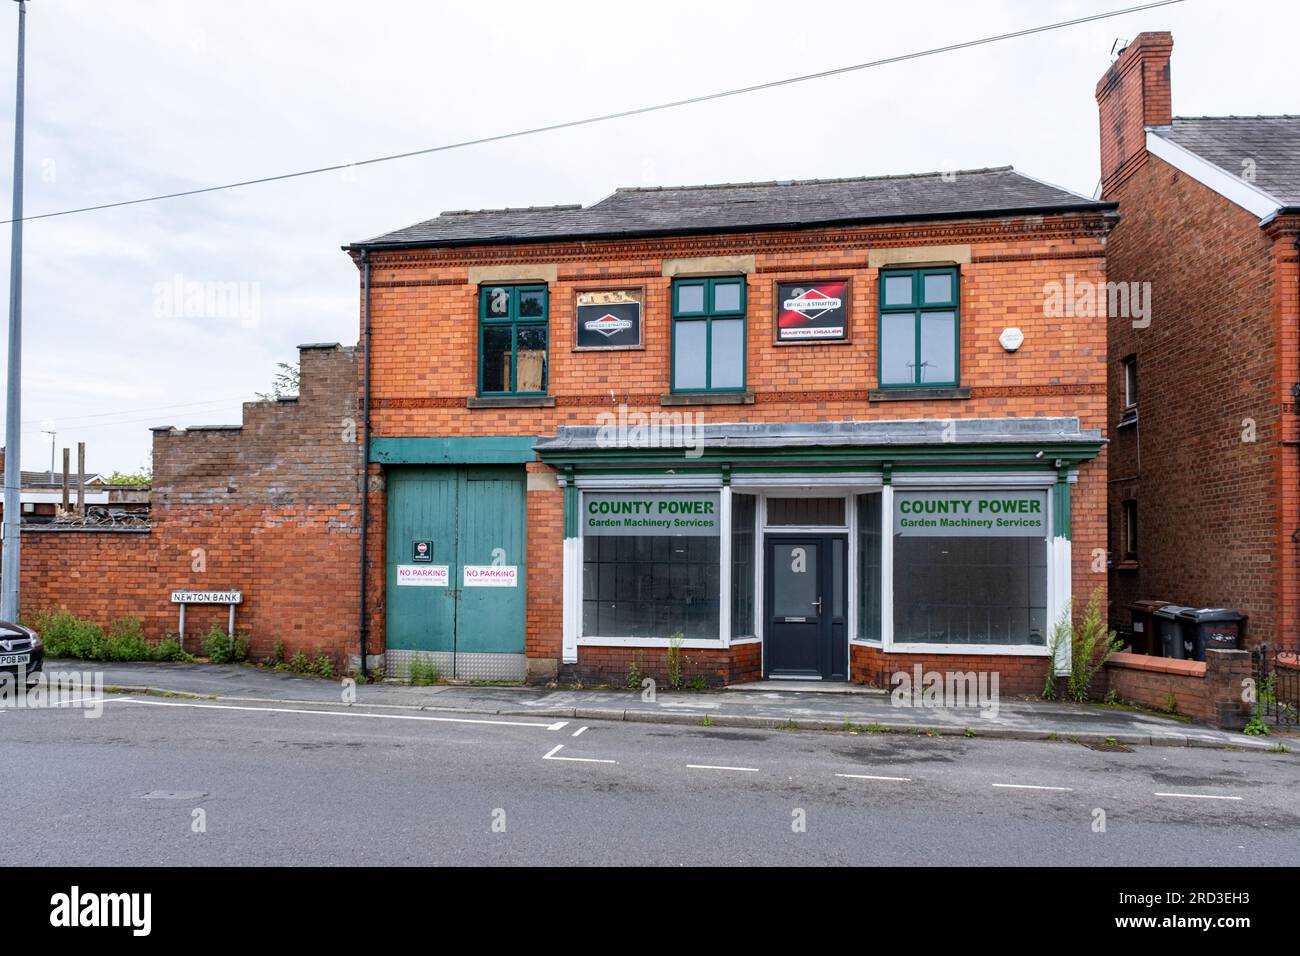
[1153,116,1300,206]
[355,166,1110,249]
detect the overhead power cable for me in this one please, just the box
[1,0,1185,226]
[21,394,253,427]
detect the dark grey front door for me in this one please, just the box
[764,535,847,680]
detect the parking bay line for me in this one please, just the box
[992,783,1074,792]
[836,773,912,783]
[117,698,567,730]
[687,764,760,773]
[543,744,617,764]
[1154,792,1243,801]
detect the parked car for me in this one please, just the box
[0,621,43,684]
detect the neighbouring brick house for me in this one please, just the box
[350,168,1115,692]
[20,343,361,662]
[1098,32,1300,651]
[1092,32,1298,726]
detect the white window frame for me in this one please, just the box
[883,473,1065,657]
[574,475,728,650]
[564,470,1072,663]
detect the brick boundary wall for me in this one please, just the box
[20,528,165,633]
[20,344,363,667]
[1103,649,1252,728]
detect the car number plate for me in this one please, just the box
[0,653,30,666]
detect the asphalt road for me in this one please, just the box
[3,696,1298,866]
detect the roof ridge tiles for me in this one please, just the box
[1172,114,1300,121]
[609,166,1016,195]
[440,204,583,216]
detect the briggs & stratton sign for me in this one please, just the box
[776,280,848,341]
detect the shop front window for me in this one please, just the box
[581,491,721,640]
[731,493,756,638]
[892,490,1048,646]
[857,493,882,641]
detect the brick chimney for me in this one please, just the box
[1096,31,1173,197]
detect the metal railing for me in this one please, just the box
[1251,643,1300,726]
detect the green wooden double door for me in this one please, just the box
[385,466,527,669]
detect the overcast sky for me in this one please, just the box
[0,0,1293,474]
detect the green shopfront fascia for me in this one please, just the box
[537,419,1101,683]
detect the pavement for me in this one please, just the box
[71,661,1285,750]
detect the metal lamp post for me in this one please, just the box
[2,0,25,622]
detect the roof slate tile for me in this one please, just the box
[357,166,1109,248]
[1154,116,1300,206]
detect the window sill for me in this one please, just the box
[467,395,556,409]
[577,636,726,649]
[1117,409,1138,429]
[660,390,755,406]
[773,337,854,347]
[869,386,970,402]
[1115,558,1140,572]
[885,643,1050,656]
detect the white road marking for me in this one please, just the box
[548,721,569,731]
[0,694,128,708]
[51,695,117,707]
[836,773,912,782]
[687,764,759,773]
[571,726,588,737]
[1154,792,1243,801]
[992,783,1074,792]
[542,744,617,764]
[118,698,558,729]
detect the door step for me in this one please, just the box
[726,680,886,695]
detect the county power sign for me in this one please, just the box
[776,280,848,341]
[894,490,1048,537]
[584,492,720,536]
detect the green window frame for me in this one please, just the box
[877,267,960,388]
[670,276,747,392]
[478,284,549,395]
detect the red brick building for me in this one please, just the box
[1099,32,1300,653]
[351,168,1115,691]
